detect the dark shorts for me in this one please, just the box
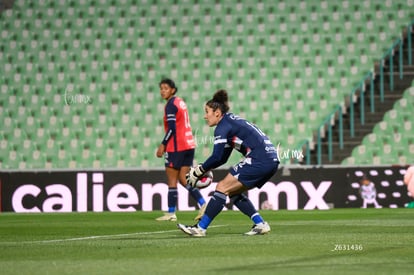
[164,149,195,169]
[229,157,279,188]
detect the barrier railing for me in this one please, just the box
[409,20,413,65]
[295,105,343,166]
[295,138,310,165]
[380,38,403,96]
[316,104,343,165]
[348,70,383,137]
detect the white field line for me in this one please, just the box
[0,224,228,245]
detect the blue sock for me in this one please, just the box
[251,213,265,224]
[232,193,264,224]
[168,188,177,213]
[186,185,206,206]
[198,191,227,230]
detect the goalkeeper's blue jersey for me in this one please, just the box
[202,113,279,171]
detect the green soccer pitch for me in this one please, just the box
[0,209,413,275]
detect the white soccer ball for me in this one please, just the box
[196,171,214,189]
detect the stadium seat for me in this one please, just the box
[345,81,414,165]
[1,0,413,168]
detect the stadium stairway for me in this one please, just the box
[309,32,414,165]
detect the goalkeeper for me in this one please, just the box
[177,89,279,237]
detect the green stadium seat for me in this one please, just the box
[1,0,413,168]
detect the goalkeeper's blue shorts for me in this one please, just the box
[229,157,279,188]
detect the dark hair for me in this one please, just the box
[360,174,370,184]
[159,78,178,94]
[206,89,230,113]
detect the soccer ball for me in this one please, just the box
[195,171,214,189]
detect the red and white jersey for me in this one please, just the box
[162,96,195,152]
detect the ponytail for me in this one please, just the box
[206,89,230,113]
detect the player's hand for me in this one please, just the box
[186,164,205,187]
[156,144,165,158]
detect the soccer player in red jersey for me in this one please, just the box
[156,79,206,221]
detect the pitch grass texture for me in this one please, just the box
[0,209,413,275]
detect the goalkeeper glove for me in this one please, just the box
[186,164,205,188]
